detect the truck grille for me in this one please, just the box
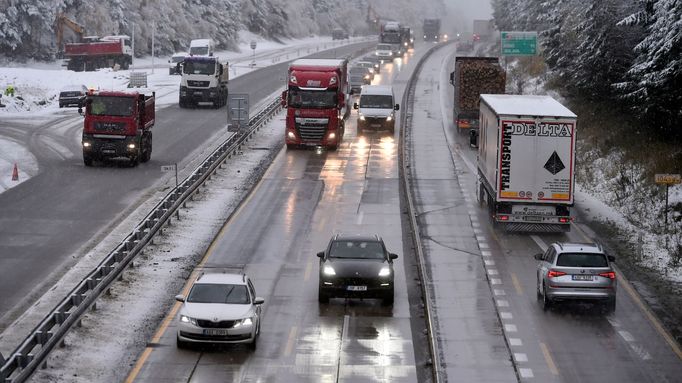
[187,80,210,87]
[94,121,126,132]
[296,123,327,141]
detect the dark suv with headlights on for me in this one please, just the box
[317,234,398,305]
[535,242,617,312]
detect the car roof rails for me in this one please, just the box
[194,264,246,280]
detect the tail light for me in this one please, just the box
[548,270,566,278]
[559,217,570,223]
[497,215,509,221]
[599,272,616,279]
[457,119,471,128]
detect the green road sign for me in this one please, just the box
[501,31,538,56]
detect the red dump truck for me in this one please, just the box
[282,59,350,150]
[65,35,133,71]
[80,90,155,167]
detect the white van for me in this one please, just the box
[189,39,215,56]
[353,85,400,134]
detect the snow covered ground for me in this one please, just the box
[0,33,371,192]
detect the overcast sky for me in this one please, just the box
[442,0,493,32]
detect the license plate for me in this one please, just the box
[371,124,381,128]
[203,329,229,336]
[347,286,367,291]
[524,216,542,222]
[101,149,115,154]
[572,275,593,281]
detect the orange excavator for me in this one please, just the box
[54,11,85,54]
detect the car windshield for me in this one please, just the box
[88,96,134,116]
[288,89,337,108]
[360,95,393,108]
[183,59,215,75]
[171,56,184,63]
[186,283,250,304]
[381,34,401,44]
[377,44,392,51]
[329,240,385,260]
[556,253,608,267]
[350,67,367,75]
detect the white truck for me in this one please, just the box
[189,38,215,56]
[477,95,577,232]
[179,55,228,108]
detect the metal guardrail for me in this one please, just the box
[0,97,282,383]
[398,43,448,383]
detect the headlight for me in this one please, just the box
[180,315,197,325]
[82,142,91,148]
[127,143,136,149]
[379,267,391,277]
[323,265,336,276]
[364,74,370,79]
[386,115,393,122]
[359,114,365,121]
[233,317,253,328]
[328,132,336,139]
[287,131,296,139]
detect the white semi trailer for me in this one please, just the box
[477,95,577,232]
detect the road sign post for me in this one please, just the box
[501,31,538,56]
[228,93,250,133]
[655,173,681,233]
[161,164,178,187]
[250,40,257,68]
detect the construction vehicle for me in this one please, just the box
[54,12,85,55]
[80,90,155,167]
[282,59,350,150]
[179,56,229,108]
[64,35,133,71]
[478,95,577,232]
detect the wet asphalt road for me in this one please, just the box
[0,42,372,329]
[407,43,682,382]
[128,47,426,382]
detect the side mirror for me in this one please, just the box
[175,294,185,303]
[469,129,479,147]
[394,104,400,111]
[78,107,84,115]
[281,90,287,107]
[389,253,399,260]
[316,251,325,258]
[533,253,543,261]
[449,71,454,85]
[608,255,616,262]
[254,297,265,305]
[353,102,358,110]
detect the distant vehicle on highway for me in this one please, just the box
[332,28,349,40]
[168,52,187,75]
[355,61,376,80]
[175,272,265,349]
[375,43,394,63]
[535,242,617,312]
[354,85,399,135]
[348,66,372,94]
[317,234,398,305]
[360,55,381,74]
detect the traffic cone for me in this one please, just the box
[11,163,18,181]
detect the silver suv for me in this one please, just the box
[535,242,616,312]
[175,272,264,349]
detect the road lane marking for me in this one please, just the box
[514,353,528,362]
[500,312,513,320]
[304,261,313,281]
[124,156,274,383]
[284,326,298,356]
[355,211,364,225]
[504,324,517,332]
[509,338,523,346]
[519,368,534,378]
[530,235,548,252]
[493,289,505,296]
[572,223,682,361]
[511,273,524,295]
[540,342,559,375]
[619,330,635,342]
[490,278,502,285]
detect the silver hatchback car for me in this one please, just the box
[535,242,617,312]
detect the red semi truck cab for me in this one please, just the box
[80,90,155,167]
[282,59,350,150]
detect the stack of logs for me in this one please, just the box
[456,57,506,111]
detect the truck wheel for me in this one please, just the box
[141,140,152,163]
[83,155,93,167]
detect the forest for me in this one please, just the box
[492,0,681,139]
